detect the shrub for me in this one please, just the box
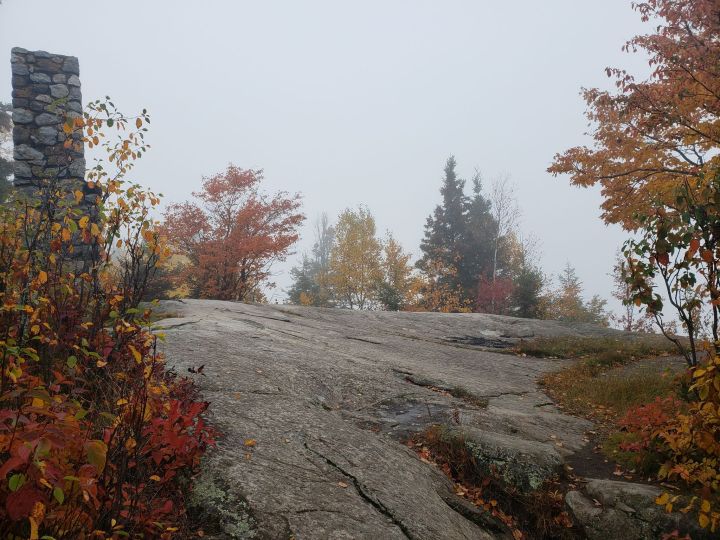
[614,357,720,532]
[0,101,214,538]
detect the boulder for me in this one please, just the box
[566,478,712,540]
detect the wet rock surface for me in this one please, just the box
[159,299,626,539]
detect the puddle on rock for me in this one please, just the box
[367,397,454,439]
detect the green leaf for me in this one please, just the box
[8,473,25,492]
[107,118,114,127]
[53,486,64,504]
[66,355,77,369]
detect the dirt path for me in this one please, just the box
[159,299,629,539]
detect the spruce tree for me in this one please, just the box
[463,172,498,299]
[417,157,498,308]
[417,156,469,298]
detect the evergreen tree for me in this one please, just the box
[464,172,499,299]
[510,265,546,318]
[547,262,609,326]
[417,158,498,309]
[287,254,320,305]
[498,233,547,318]
[417,156,468,296]
[287,213,336,306]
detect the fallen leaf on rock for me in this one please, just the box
[244,439,257,447]
[338,481,348,488]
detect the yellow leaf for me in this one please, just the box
[128,345,142,364]
[116,398,128,406]
[149,475,161,481]
[244,439,257,447]
[90,223,101,236]
[37,271,47,284]
[700,513,710,528]
[656,492,670,505]
[702,499,711,513]
[74,190,84,203]
[96,360,107,368]
[136,118,142,128]
[31,398,45,408]
[78,216,89,229]
[62,228,71,242]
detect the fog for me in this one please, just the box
[0,0,651,307]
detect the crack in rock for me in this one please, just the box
[303,442,415,540]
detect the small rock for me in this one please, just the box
[67,74,81,87]
[62,56,80,74]
[35,112,60,126]
[29,73,51,84]
[14,144,45,161]
[11,64,29,76]
[68,158,86,178]
[67,101,83,113]
[12,108,33,124]
[13,161,32,178]
[50,84,69,99]
[36,126,57,145]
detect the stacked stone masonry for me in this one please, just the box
[10,47,85,197]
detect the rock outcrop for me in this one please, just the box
[157,299,673,539]
[566,479,710,540]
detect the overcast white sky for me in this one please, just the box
[0,1,651,308]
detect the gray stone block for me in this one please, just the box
[11,63,29,76]
[29,72,51,84]
[35,112,60,126]
[36,126,57,145]
[13,161,32,178]
[68,158,86,178]
[62,56,79,74]
[50,84,69,98]
[14,144,45,161]
[12,108,33,124]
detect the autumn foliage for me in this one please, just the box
[548,0,720,530]
[0,101,213,538]
[163,166,304,302]
[549,0,720,228]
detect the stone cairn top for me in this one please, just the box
[10,47,85,198]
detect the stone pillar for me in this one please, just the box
[10,47,85,197]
